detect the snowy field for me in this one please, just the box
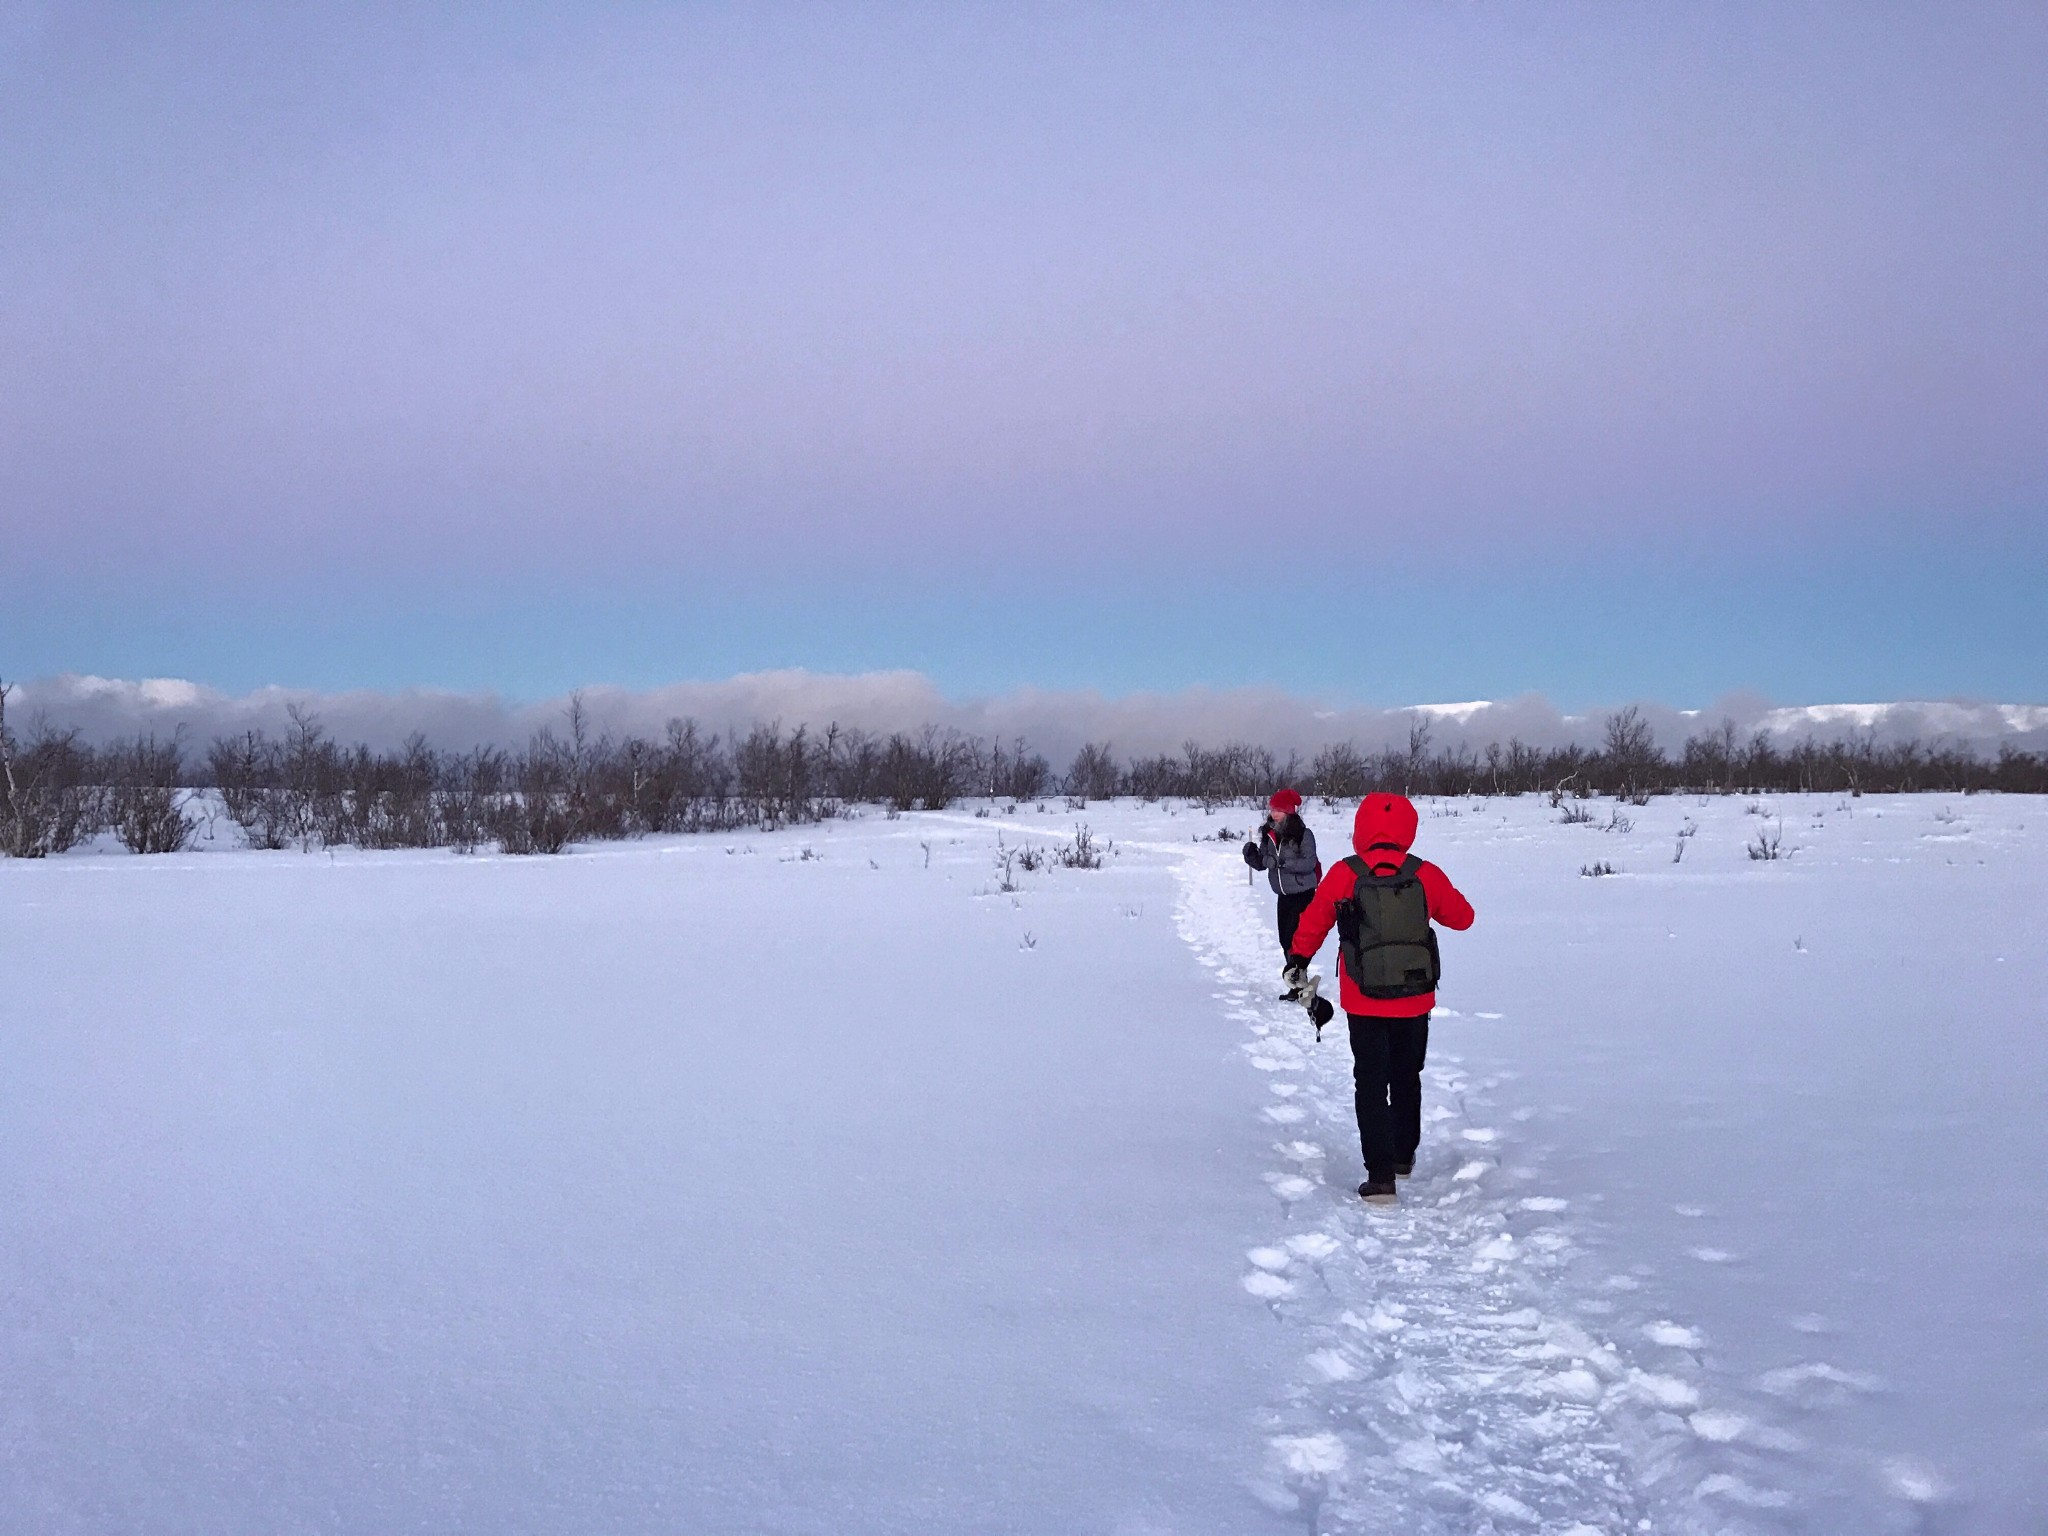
[4,792,2045,1533]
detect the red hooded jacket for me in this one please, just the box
[1286,793,1475,1018]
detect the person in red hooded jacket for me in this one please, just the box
[1283,792,1475,1205]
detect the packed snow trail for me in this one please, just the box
[1168,837,1816,1535]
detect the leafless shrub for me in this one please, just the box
[1601,705,1660,801]
[1063,741,1121,803]
[496,724,578,854]
[1747,820,1785,861]
[0,681,102,857]
[438,747,504,853]
[280,705,344,848]
[1673,818,1698,863]
[1056,823,1104,869]
[108,734,194,854]
[333,734,441,849]
[1580,860,1616,877]
[207,731,293,849]
[987,736,1053,801]
[1558,801,1595,825]
[1309,740,1371,798]
[877,726,976,811]
[736,721,820,825]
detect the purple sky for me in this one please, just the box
[3,4,2044,704]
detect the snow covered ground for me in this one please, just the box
[4,792,2044,1532]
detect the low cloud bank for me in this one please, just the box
[11,672,2046,763]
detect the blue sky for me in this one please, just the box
[4,3,2044,707]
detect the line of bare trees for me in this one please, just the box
[3,683,2043,859]
[1076,708,2048,807]
[0,684,1056,857]
[1289,707,2048,803]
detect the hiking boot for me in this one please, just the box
[1392,1160,1415,1178]
[1357,1180,1398,1205]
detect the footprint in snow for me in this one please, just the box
[1754,1361,1881,1408]
[1883,1457,1949,1505]
[1306,1347,1358,1382]
[1630,1370,1702,1411]
[1262,1104,1307,1124]
[1545,1367,1604,1405]
[1460,1127,1499,1143]
[1643,1320,1705,1349]
[1696,1473,1792,1509]
[1268,1431,1346,1477]
[1689,1246,1738,1264]
[1518,1196,1569,1212]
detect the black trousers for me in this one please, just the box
[1346,1013,1430,1183]
[1276,889,1314,961]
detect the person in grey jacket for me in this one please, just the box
[1242,788,1322,998]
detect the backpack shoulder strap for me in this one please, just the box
[1398,853,1422,879]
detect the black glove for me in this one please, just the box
[1308,994,1335,1038]
[1241,841,1263,869]
[1282,960,1308,992]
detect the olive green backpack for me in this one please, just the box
[1336,854,1441,999]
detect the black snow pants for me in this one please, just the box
[1347,1013,1430,1184]
[1276,889,1314,962]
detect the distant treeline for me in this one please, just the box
[2,687,2043,858]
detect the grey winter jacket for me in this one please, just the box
[1257,818,1321,896]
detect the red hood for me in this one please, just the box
[1352,793,1418,870]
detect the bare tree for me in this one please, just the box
[208,731,293,849]
[1601,705,1661,801]
[0,680,102,857]
[1064,741,1122,803]
[108,733,194,854]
